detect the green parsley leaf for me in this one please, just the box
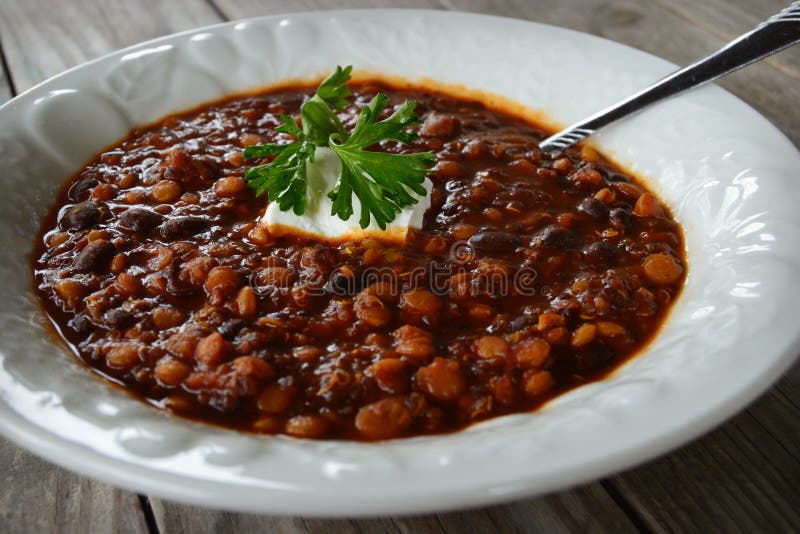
[243,114,313,215]
[243,65,435,229]
[300,65,352,146]
[329,94,435,229]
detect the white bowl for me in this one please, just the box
[1,9,799,516]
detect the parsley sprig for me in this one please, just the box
[243,66,435,229]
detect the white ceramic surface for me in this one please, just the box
[1,10,799,516]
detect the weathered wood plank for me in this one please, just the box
[433,0,800,145]
[608,389,800,533]
[0,43,14,103]
[0,0,222,92]
[208,0,448,19]
[0,438,149,534]
[659,0,800,77]
[777,360,800,409]
[150,481,637,533]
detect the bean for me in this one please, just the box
[166,330,198,360]
[151,306,185,330]
[354,292,392,328]
[475,335,510,359]
[195,332,229,367]
[633,193,664,218]
[468,231,519,254]
[54,279,85,306]
[546,327,569,345]
[416,357,466,402]
[582,241,617,264]
[537,313,565,330]
[611,181,643,201]
[571,323,597,348]
[285,415,329,439]
[596,321,626,338]
[155,357,191,386]
[67,178,99,202]
[552,157,572,173]
[73,239,116,272]
[434,160,464,179]
[257,384,294,413]
[367,358,407,394]
[205,266,240,304]
[236,286,257,319]
[151,180,182,203]
[147,247,173,271]
[420,112,456,138]
[524,370,554,397]
[568,167,603,188]
[467,303,494,324]
[254,266,294,288]
[119,208,164,233]
[355,397,413,439]
[508,158,537,175]
[179,256,216,287]
[214,175,247,197]
[109,253,126,273]
[60,200,106,230]
[91,183,116,201]
[514,338,550,368]
[579,145,600,164]
[531,224,578,249]
[642,253,683,284]
[577,197,608,219]
[293,345,323,362]
[399,288,442,322]
[232,356,274,381]
[393,325,436,361]
[106,342,141,369]
[594,187,615,204]
[115,272,141,297]
[159,216,208,240]
[609,208,632,230]
[450,223,478,240]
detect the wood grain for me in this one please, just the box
[149,482,638,533]
[0,0,798,532]
[660,0,800,77]
[0,0,222,92]
[0,438,149,534]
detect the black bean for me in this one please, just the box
[119,208,164,233]
[67,178,99,202]
[609,208,632,229]
[106,308,135,329]
[467,231,520,254]
[329,267,362,295]
[219,319,245,340]
[60,201,106,230]
[577,197,608,219]
[530,224,579,249]
[67,314,93,338]
[73,239,116,272]
[582,241,617,264]
[159,216,208,240]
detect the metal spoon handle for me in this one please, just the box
[539,1,800,153]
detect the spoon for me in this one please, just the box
[539,1,800,152]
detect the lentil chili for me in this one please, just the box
[33,81,686,440]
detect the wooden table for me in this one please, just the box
[1,1,798,532]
